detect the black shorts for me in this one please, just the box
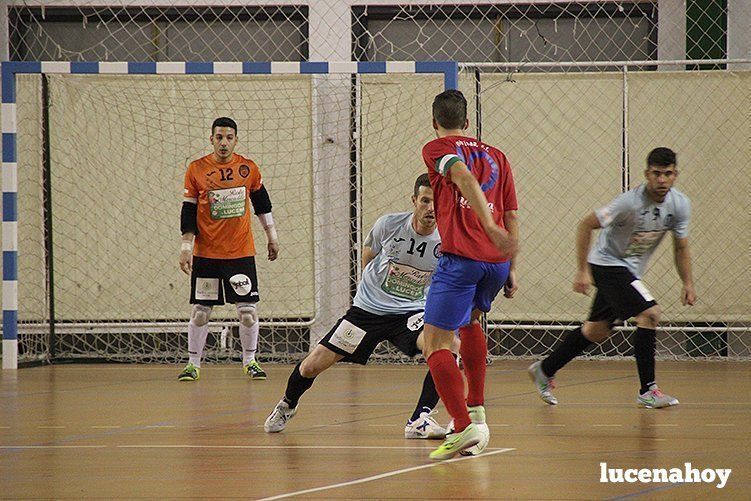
[319,306,424,365]
[190,256,259,306]
[588,264,657,324]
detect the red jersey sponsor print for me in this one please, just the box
[184,153,263,259]
[422,135,518,263]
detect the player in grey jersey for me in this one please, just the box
[265,174,454,437]
[529,147,696,408]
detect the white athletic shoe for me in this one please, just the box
[528,361,558,405]
[461,405,490,456]
[637,385,679,409]
[264,399,298,433]
[404,409,447,439]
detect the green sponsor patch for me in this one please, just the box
[381,261,432,300]
[208,187,246,219]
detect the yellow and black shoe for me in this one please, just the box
[243,360,267,380]
[177,363,200,381]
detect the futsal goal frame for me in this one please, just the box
[0,60,459,369]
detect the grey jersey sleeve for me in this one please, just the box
[595,192,634,228]
[363,216,388,255]
[672,197,691,238]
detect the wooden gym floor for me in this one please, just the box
[1,361,748,499]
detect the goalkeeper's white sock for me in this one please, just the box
[240,321,259,366]
[188,321,209,368]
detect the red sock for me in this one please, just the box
[459,323,487,407]
[427,349,471,432]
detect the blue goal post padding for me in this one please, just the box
[1,60,458,103]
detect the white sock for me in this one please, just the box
[188,321,209,368]
[239,321,259,366]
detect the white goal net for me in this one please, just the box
[10,67,452,364]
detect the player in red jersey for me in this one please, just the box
[421,90,519,460]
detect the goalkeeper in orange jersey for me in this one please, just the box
[177,117,279,381]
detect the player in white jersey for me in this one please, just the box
[265,174,453,437]
[529,147,696,408]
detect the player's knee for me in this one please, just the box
[582,321,611,343]
[424,335,453,358]
[236,303,258,328]
[300,355,325,378]
[300,346,339,377]
[636,306,661,328]
[190,304,212,327]
[299,359,318,378]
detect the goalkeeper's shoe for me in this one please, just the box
[429,423,481,460]
[264,399,297,433]
[243,360,267,380]
[461,405,490,456]
[177,363,200,381]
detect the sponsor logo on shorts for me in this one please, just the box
[230,274,253,296]
[407,312,424,331]
[329,320,367,354]
[195,278,219,301]
[630,279,655,302]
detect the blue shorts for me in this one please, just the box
[424,253,510,331]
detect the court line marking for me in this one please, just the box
[306,403,414,406]
[0,445,106,449]
[552,402,751,406]
[303,401,751,407]
[258,447,516,500]
[0,445,518,451]
[705,423,734,427]
[366,424,514,428]
[115,445,513,451]
[672,402,751,405]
